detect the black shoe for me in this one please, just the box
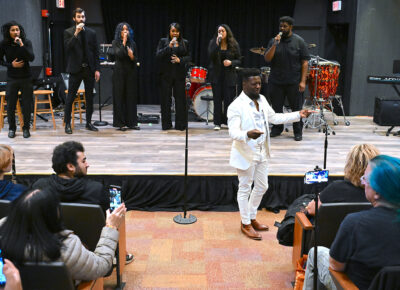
[8,130,16,138]
[294,134,303,141]
[128,125,140,130]
[23,128,30,138]
[270,131,281,137]
[65,124,72,134]
[117,127,127,131]
[86,123,99,132]
[162,126,173,130]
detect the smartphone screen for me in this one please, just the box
[109,185,122,212]
[304,169,329,184]
[0,250,6,287]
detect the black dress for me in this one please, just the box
[112,39,138,128]
[207,39,241,126]
[156,38,191,130]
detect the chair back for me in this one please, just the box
[19,261,75,290]
[317,202,372,248]
[0,199,11,219]
[60,203,105,251]
[369,265,400,290]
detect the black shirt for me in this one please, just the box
[319,179,367,203]
[266,33,310,85]
[0,39,34,79]
[330,207,400,290]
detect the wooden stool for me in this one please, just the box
[0,91,24,132]
[33,90,56,130]
[65,89,86,129]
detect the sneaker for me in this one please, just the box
[214,125,221,131]
[113,253,135,266]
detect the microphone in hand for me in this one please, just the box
[14,37,22,46]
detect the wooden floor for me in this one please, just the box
[1,105,399,175]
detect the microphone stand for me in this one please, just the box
[173,69,197,225]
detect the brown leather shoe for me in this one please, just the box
[241,223,262,240]
[251,219,269,231]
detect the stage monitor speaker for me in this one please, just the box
[373,98,400,126]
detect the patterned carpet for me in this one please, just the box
[105,209,294,289]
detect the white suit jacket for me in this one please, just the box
[227,91,300,170]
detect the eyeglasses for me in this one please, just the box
[360,175,369,185]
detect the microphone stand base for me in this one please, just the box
[173,213,197,225]
[93,120,109,126]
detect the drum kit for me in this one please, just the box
[186,66,214,122]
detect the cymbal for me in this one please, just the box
[250,47,266,55]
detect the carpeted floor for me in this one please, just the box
[105,209,294,289]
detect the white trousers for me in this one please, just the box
[236,148,269,225]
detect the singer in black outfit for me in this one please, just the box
[208,24,241,131]
[64,8,100,134]
[112,22,140,131]
[264,16,310,141]
[156,23,191,131]
[0,21,34,139]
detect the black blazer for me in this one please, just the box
[64,26,100,74]
[112,39,138,71]
[208,39,241,86]
[156,38,191,78]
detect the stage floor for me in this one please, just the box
[2,105,399,176]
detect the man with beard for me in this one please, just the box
[32,141,108,211]
[264,16,310,141]
[64,8,100,134]
[227,68,310,240]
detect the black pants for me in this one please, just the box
[268,82,303,135]
[211,81,235,126]
[64,67,95,125]
[6,77,32,131]
[160,76,186,130]
[112,68,138,127]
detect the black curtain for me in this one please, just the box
[101,0,295,104]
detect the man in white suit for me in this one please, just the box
[227,68,310,240]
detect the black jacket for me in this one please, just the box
[32,175,109,212]
[112,39,138,71]
[156,37,191,78]
[0,39,34,79]
[207,39,241,86]
[64,26,100,74]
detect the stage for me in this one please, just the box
[2,105,399,211]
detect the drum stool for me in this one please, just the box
[200,94,213,125]
[0,91,24,131]
[33,90,56,130]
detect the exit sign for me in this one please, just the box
[332,1,342,11]
[56,0,65,8]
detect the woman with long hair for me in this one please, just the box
[0,188,126,281]
[0,144,25,201]
[0,21,34,138]
[306,143,380,215]
[208,24,241,130]
[112,22,140,131]
[156,23,191,131]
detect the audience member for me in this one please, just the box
[0,188,126,282]
[306,144,379,215]
[0,145,25,201]
[32,141,109,211]
[303,155,400,290]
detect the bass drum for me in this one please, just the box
[192,85,214,121]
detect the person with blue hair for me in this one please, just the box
[112,22,140,131]
[303,155,400,290]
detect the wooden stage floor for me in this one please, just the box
[1,105,399,176]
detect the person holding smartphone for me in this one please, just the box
[156,23,191,131]
[0,21,34,139]
[112,22,140,131]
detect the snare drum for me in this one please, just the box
[190,66,208,83]
[192,85,214,121]
[308,61,340,100]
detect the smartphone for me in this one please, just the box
[109,185,122,212]
[0,250,6,287]
[304,169,329,184]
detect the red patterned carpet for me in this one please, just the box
[105,209,294,289]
